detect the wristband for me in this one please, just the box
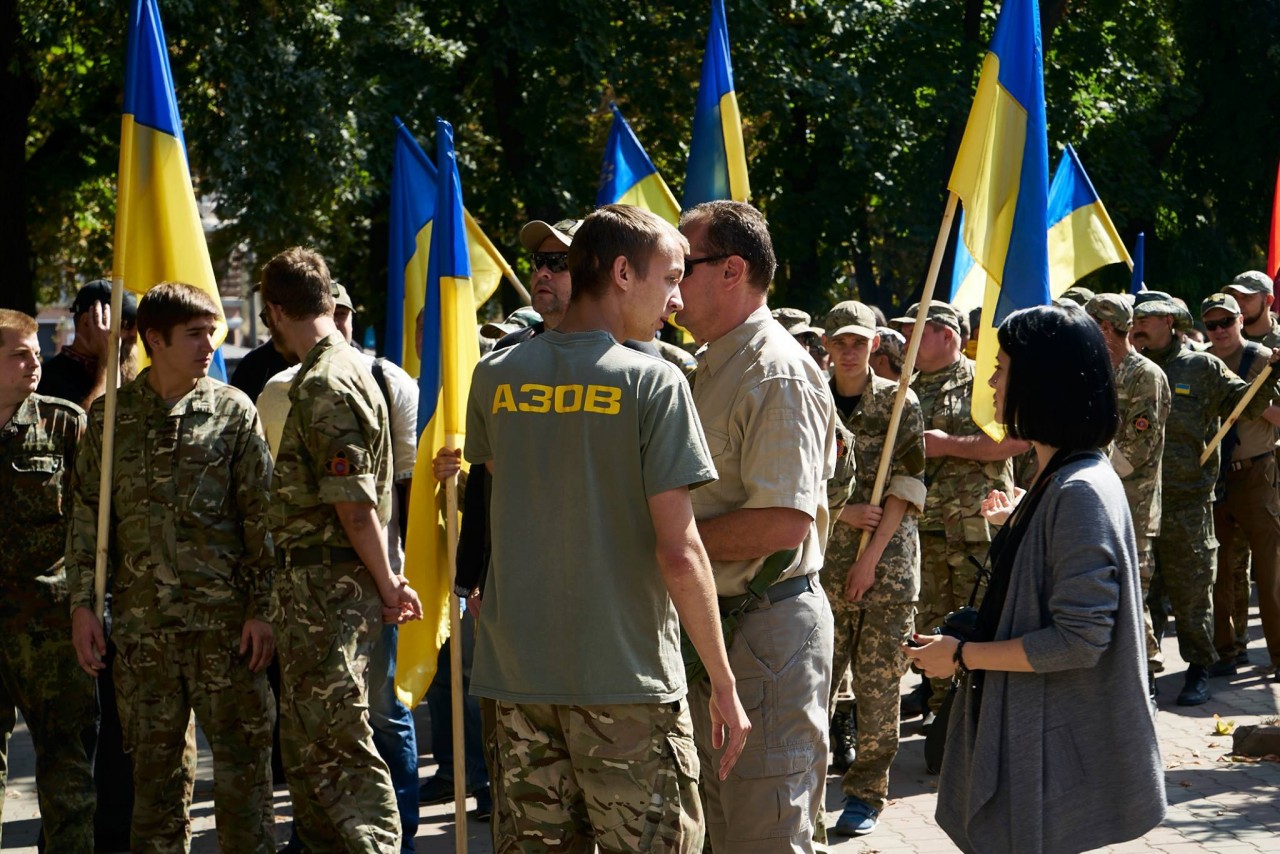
[954,639,972,675]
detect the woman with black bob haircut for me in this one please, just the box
[906,304,1166,853]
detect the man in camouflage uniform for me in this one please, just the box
[0,309,96,851]
[1086,294,1170,682]
[66,284,276,852]
[900,301,1025,722]
[1131,291,1280,704]
[261,247,422,852]
[1202,293,1280,680]
[819,302,926,838]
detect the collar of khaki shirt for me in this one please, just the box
[696,305,775,379]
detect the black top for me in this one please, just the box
[229,340,291,402]
[37,348,97,408]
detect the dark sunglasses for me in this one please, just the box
[684,254,729,278]
[1203,316,1237,332]
[532,252,569,273]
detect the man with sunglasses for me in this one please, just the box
[1201,293,1280,683]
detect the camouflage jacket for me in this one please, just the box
[1142,339,1278,503]
[66,372,274,635]
[823,371,925,605]
[1245,314,1280,351]
[911,357,1013,547]
[268,332,391,551]
[1111,349,1169,538]
[0,393,85,631]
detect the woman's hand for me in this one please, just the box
[839,502,883,532]
[903,632,959,679]
[980,487,1025,526]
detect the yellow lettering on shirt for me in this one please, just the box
[492,383,623,415]
[554,384,583,412]
[585,385,622,414]
[493,384,517,413]
[519,383,552,412]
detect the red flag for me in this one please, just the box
[1269,158,1280,285]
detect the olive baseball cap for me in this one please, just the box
[1223,270,1274,297]
[822,301,878,339]
[1057,286,1096,307]
[1133,290,1193,330]
[873,326,906,361]
[771,307,823,337]
[1084,293,1133,332]
[519,218,583,252]
[332,283,354,312]
[480,306,542,339]
[891,300,963,335]
[1200,292,1241,318]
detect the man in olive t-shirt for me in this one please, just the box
[465,205,749,852]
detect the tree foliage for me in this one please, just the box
[5,0,1280,331]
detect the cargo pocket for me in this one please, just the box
[11,454,63,523]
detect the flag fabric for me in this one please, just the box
[395,118,482,708]
[598,104,681,225]
[946,0,1050,440]
[683,0,749,206]
[1269,160,1280,282]
[385,118,515,375]
[1046,144,1132,294]
[116,0,227,379]
[949,208,986,312]
[1131,232,1147,294]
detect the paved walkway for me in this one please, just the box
[3,605,1278,851]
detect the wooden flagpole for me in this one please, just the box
[444,436,468,853]
[92,279,125,621]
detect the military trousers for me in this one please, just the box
[689,578,833,854]
[828,600,914,812]
[0,624,97,852]
[1135,536,1164,670]
[1152,499,1219,667]
[114,628,275,854]
[275,560,400,853]
[490,699,702,853]
[918,531,988,713]
[1215,456,1280,667]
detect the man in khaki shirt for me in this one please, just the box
[676,200,838,853]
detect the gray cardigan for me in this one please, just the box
[936,453,1166,853]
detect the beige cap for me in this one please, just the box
[519,218,583,251]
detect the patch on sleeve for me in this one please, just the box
[1134,416,1150,432]
[324,450,357,476]
[1174,383,1192,395]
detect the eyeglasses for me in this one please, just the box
[532,252,569,273]
[684,254,729,279]
[1203,317,1238,332]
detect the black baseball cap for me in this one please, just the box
[70,279,138,322]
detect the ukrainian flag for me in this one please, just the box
[396,119,482,707]
[1268,160,1279,280]
[948,0,1049,439]
[115,0,227,378]
[1130,232,1146,294]
[949,209,985,313]
[683,0,750,206]
[1046,145,1131,294]
[598,104,681,225]
[386,118,515,375]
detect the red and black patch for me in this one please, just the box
[1134,416,1150,432]
[325,450,354,476]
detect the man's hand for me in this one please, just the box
[71,607,107,676]
[239,618,275,673]
[77,302,115,360]
[381,576,424,624]
[844,554,877,602]
[432,448,462,483]
[466,590,483,620]
[708,681,751,780]
[838,502,883,532]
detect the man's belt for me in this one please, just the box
[276,545,360,568]
[1227,451,1272,474]
[718,572,814,617]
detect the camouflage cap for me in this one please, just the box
[873,326,906,361]
[1058,286,1096,307]
[772,307,823,336]
[480,306,542,339]
[1200,292,1241,318]
[332,283,354,312]
[519,218,584,251]
[1132,290,1193,330]
[822,301,877,339]
[891,300,962,335]
[1084,293,1133,332]
[1223,270,1274,297]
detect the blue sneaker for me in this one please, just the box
[832,796,879,837]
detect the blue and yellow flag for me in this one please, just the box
[683,0,749,206]
[949,209,985,312]
[396,119,482,708]
[1046,144,1131,294]
[116,0,226,379]
[947,0,1049,439]
[598,104,681,225]
[1130,232,1146,294]
[386,118,515,376]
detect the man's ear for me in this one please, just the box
[611,254,631,292]
[721,255,747,290]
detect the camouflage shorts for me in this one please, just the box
[493,698,702,853]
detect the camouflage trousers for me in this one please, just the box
[490,699,702,853]
[114,628,275,854]
[918,532,988,713]
[1215,456,1280,666]
[0,624,96,852]
[828,601,915,812]
[274,560,400,853]
[1135,536,1164,670]
[1151,499,1219,667]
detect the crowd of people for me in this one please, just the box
[1,198,1276,852]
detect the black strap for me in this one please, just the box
[1218,342,1262,495]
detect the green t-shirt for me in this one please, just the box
[465,329,715,704]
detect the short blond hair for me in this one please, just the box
[0,309,37,348]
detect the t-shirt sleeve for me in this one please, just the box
[464,366,493,465]
[639,365,716,496]
[737,377,828,518]
[301,379,380,505]
[384,361,420,481]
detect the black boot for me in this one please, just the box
[1176,664,1211,706]
[900,679,931,718]
[830,706,856,774]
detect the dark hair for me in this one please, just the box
[996,304,1117,449]
[136,283,219,357]
[260,247,333,319]
[680,201,776,290]
[568,205,687,299]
